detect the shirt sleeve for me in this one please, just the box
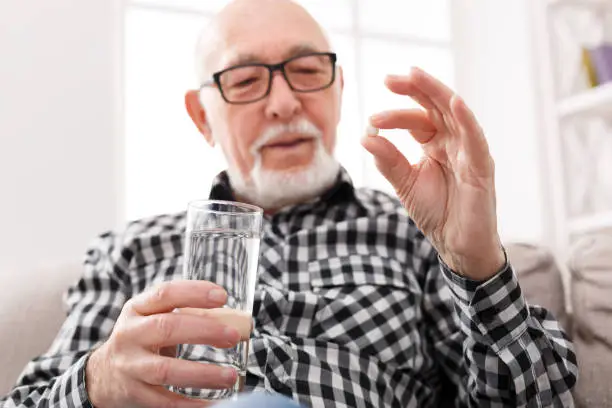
[421,246,578,407]
[0,233,130,408]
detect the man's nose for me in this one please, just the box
[264,72,302,120]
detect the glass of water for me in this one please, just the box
[172,200,263,401]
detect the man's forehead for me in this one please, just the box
[220,43,328,69]
[198,0,330,78]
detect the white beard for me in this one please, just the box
[227,119,341,211]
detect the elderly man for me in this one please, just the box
[3,0,577,407]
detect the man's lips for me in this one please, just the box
[264,137,314,149]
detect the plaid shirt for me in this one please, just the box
[3,170,577,407]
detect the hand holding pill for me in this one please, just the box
[360,67,504,281]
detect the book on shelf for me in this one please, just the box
[582,47,599,88]
[588,44,612,86]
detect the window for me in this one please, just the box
[125,0,453,220]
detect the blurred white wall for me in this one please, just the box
[0,0,124,272]
[0,0,548,273]
[452,0,547,245]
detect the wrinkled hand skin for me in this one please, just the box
[362,67,505,281]
[85,281,250,408]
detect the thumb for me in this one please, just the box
[361,132,414,194]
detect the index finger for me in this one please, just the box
[129,280,228,316]
[370,109,435,131]
[386,67,455,114]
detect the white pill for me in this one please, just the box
[366,125,379,137]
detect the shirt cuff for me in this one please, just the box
[440,259,530,353]
[43,352,95,408]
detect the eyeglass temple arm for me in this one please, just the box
[199,79,216,89]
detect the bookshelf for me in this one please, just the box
[532,1,612,256]
[557,82,612,118]
[569,210,612,234]
[547,0,612,10]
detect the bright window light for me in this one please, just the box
[124,1,453,220]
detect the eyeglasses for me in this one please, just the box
[200,52,337,105]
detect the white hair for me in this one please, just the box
[226,119,341,211]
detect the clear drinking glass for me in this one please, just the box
[171,200,263,401]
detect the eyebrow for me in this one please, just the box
[225,44,326,68]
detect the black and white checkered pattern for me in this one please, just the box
[2,169,577,407]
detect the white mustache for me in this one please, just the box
[250,119,323,155]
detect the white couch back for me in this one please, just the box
[0,261,83,395]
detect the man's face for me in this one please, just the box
[190,1,344,209]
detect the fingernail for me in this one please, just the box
[224,326,240,343]
[209,289,227,303]
[370,112,387,122]
[222,367,237,381]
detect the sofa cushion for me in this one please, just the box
[506,243,568,330]
[569,232,612,407]
[0,261,83,395]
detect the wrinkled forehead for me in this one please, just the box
[213,6,331,71]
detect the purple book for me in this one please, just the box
[589,44,612,85]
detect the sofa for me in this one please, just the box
[505,233,612,408]
[1,234,611,406]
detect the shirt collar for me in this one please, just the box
[208,167,357,210]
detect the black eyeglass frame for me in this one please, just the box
[200,52,338,105]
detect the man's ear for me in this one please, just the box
[185,90,214,146]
